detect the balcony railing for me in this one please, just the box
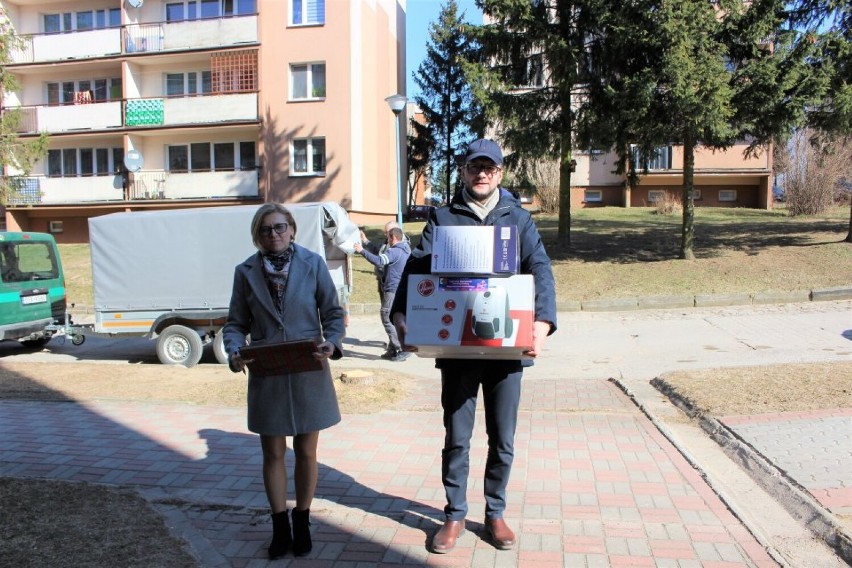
[8,14,258,64]
[3,92,257,135]
[5,170,259,205]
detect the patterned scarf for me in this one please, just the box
[262,245,293,314]
[263,246,293,272]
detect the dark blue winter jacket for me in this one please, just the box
[391,189,557,365]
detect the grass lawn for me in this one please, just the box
[59,206,850,309]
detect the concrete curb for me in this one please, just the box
[66,286,852,317]
[648,377,852,566]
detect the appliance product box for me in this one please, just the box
[405,274,534,359]
[431,225,519,276]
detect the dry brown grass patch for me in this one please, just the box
[657,361,852,416]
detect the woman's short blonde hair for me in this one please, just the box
[250,203,297,250]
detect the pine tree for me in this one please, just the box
[1,11,48,206]
[413,0,483,203]
[471,0,594,243]
[586,0,825,259]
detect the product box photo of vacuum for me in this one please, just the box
[404,274,535,359]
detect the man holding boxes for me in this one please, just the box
[391,139,557,553]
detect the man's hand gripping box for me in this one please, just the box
[405,274,534,359]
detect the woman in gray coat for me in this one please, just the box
[223,203,345,559]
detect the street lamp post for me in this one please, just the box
[385,93,407,227]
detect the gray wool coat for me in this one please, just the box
[222,243,345,436]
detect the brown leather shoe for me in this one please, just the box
[485,518,516,550]
[431,519,465,553]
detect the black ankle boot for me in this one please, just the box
[268,509,292,559]
[291,508,312,556]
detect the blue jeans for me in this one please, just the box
[439,361,522,520]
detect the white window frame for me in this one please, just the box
[43,9,120,33]
[584,189,602,203]
[47,77,121,104]
[290,0,325,26]
[290,137,326,176]
[49,221,64,234]
[689,188,702,200]
[289,62,326,100]
[164,71,212,97]
[648,190,666,203]
[46,147,123,178]
[719,189,737,202]
[165,141,257,173]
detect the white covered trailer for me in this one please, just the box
[67,202,358,366]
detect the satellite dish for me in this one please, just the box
[124,150,144,173]
[127,0,144,8]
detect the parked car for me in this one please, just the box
[406,204,435,221]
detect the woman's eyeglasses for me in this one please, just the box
[259,222,289,237]
[464,164,502,176]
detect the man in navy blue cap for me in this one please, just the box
[391,138,557,553]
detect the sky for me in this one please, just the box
[405,0,481,100]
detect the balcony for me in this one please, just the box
[4,92,257,135]
[6,170,259,206]
[125,93,258,128]
[8,15,258,64]
[5,101,124,134]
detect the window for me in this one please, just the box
[166,1,219,21]
[513,53,544,88]
[214,143,235,171]
[584,189,602,203]
[166,1,254,21]
[49,221,64,234]
[165,71,212,96]
[631,145,673,170]
[290,63,326,99]
[43,10,119,32]
[167,141,256,173]
[291,137,325,175]
[291,0,325,25]
[648,190,666,203]
[224,0,257,16]
[240,142,256,170]
[191,143,211,170]
[168,146,189,172]
[47,147,124,177]
[719,189,737,202]
[47,78,121,104]
[689,189,702,200]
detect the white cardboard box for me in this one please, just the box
[431,225,519,275]
[405,274,534,359]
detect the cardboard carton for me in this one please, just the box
[405,274,534,359]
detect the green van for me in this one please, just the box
[0,232,66,347]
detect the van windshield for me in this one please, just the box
[0,241,59,283]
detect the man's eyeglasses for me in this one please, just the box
[464,164,502,176]
[259,222,289,237]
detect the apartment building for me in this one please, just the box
[1,0,406,243]
[571,142,773,210]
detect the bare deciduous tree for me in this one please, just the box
[776,129,852,217]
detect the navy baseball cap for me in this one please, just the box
[463,139,503,165]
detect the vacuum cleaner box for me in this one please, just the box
[430,225,519,275]
[405,274,534,359]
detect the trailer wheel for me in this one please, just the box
[212,332,229,365]
[71,334,86,346]
[157,325,203,367]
